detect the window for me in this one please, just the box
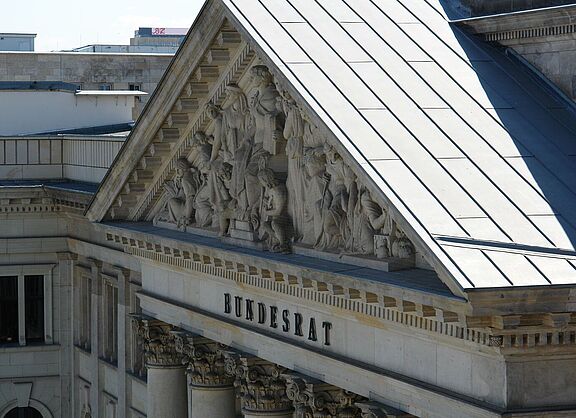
[25,275,44,343]
[0,276,18,344]
[79,275,92,350]
[129,84,142,102]
[0,265,52,346]
[5,407,43,418]
[102,279,118,364]
[99,83,112,91]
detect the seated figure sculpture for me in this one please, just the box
[165,157,201,228]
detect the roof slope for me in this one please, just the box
[223,0,576,288]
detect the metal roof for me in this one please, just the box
[223,0,576,289]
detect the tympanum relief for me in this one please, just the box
[154,64,414,263]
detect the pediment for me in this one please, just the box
[87,0,470,297]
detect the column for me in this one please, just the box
[283,372,363,418]
[134,318,187,418]
[173,332,236,418]
[224,352,293,418]
[112,267,130,418]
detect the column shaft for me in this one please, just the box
[147,365,187,418]
[189,385,236,418]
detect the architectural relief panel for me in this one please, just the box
[152,60,415,267]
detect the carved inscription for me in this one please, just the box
[224,293,332,346]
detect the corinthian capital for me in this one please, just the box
[172,332,233,387]
[131,316,184,367]
[283,372,364,418]
[222,351,292,414]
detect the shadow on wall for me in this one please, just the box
[437,0,576,254]
[441,0,576,18]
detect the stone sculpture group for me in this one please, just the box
[155,64,414,260]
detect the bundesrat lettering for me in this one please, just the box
[223,293,332,346]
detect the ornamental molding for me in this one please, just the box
[222,351,293,414]
[355,401,415,418]
[283,372,364,418]
[107,228,504,349]
[482,23,576,42]
[108,228,576,352]
[131,316,184,368]
[172,331,234,387]
[0,193,89,214]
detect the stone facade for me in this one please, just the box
[456,3,576,102]
[0,52,173,118]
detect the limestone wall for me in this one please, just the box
[0,52,173,119]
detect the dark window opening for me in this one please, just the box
[0,276,18,344]
[5,406,43,418]
[25,275,44,343]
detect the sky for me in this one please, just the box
[0,0,206,51]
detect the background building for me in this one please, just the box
[0,33,35,51]
[69,27,187,55]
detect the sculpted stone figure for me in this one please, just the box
[212,160,235,236]
[189,131,214,227]
[208,84,249,164]
[314,143,355,251]
[299,116,327,246]
[256,168,290,252]
[153,62,416,261]
[277,89,306,241]
[165,157,201,228]
[348,187,394,256]
[248,65,284,154]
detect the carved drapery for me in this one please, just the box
[172,331,234,387]
[152,62,414,261]
[223,351,293,414]
[132,317,184,367]
[283,373,364,418]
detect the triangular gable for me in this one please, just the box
[88,0,576,293]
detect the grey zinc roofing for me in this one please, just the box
[223,0,576,289]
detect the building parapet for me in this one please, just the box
[0,134,125,183]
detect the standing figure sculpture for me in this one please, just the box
[165,157,202,228]
[249,65,283,153]
[257,168,290,252]
[314,143,355,251]
[188,131,213,227]
[278,89,306,241]
[300,116,327,246]
[231,66,281,223]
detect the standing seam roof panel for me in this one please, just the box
[224,0,576,288]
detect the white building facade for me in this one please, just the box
[1,1,576,418]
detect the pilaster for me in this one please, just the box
[57,252,77,418]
